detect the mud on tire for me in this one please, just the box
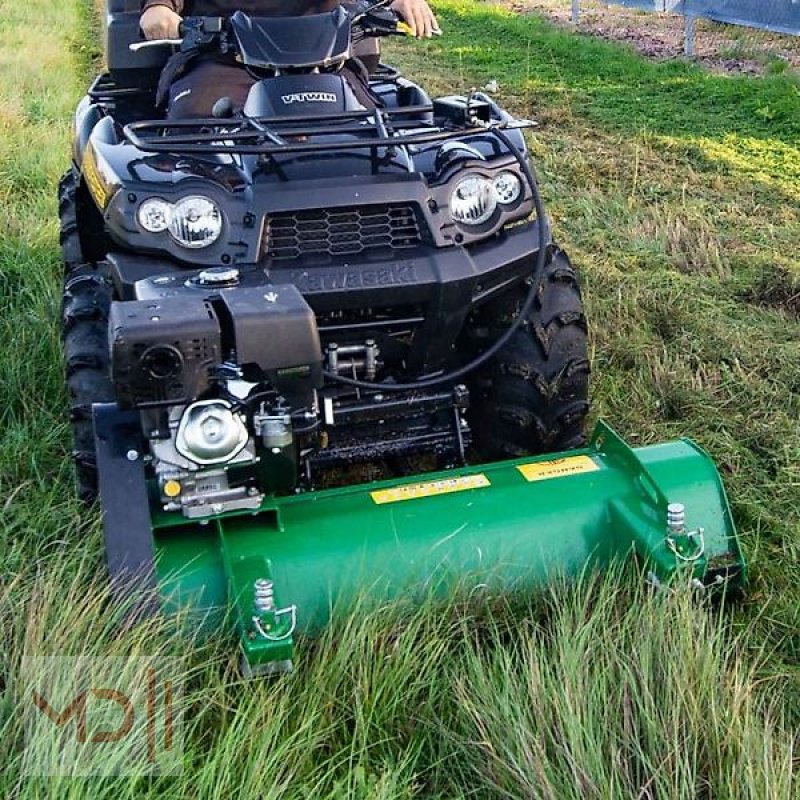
[466,246,590,459]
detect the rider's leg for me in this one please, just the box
[167,60,256,119]
[352,37,380,74]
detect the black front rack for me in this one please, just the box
[124,106,532,156]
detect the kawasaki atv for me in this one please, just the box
[63,0,589,510]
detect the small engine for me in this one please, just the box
[108,282,323,517]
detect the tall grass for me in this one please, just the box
[3,560,797,797]
[1,0,798,795]
[389,0,800,679]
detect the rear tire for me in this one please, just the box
[59,170,84,271]
[60,169,115,502]
[63,266,115,502]
[466,246,590,459]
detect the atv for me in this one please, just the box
[61,1,742,675]
[64,1,589,504]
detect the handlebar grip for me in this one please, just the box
[395,21,442,37]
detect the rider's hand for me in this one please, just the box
[390,0,439,38]
[140,5,182,40]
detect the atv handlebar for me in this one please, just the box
[130,5,432,54]
[350,0,440,37]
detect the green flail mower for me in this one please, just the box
[97,408,744,676]
[65,4,745,675]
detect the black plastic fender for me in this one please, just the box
[72,97,105,168]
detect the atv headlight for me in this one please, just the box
[137,198,172,233]
[493,171,522,205]
[168,196,223,249]
[449,175,497,226]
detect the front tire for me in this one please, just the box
[466,246,590,459]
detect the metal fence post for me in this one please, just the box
[684,13,696,56]
[572,0,580,24]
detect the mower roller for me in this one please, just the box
[63,2,746,675]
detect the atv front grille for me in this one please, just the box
[265,204,423,264]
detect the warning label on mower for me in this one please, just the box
[370,474,490,505]
[517,455,600,482]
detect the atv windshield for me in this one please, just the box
[228,9,351,70]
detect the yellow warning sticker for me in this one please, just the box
[371,474,490,505]
[517,455,600,482]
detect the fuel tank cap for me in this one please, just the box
[195,266,240,287]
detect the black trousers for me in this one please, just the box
[166,58,378,118]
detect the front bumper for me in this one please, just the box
[106,220,547,374]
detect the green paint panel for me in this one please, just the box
[153,422,745,671]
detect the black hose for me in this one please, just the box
[322,124,549,391]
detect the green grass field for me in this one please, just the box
[1,0,798,795]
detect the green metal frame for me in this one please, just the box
[151,421,745,674]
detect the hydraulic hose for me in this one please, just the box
[322,124,549,391]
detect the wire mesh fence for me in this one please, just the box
[574,0,799,34]
[687,1,798,35]
[522,0,800,74]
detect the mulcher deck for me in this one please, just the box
[95,407,744,674]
